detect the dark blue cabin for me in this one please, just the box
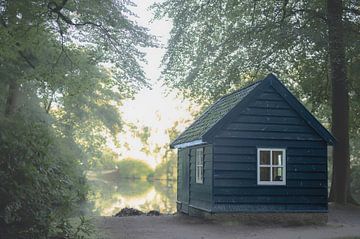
[170,74,335,215]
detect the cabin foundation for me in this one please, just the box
[185,206,327,225]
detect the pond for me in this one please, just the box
[85,171,177,216]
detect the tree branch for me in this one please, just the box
[18,51,35,69]
[45,90,56,114]
[48,0,102,27]
[281,0,289,22]
[251,0,258,26]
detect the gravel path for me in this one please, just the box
[96,205,360,239]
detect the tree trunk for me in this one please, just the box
[327,0,350,205]
[5,79,20,116]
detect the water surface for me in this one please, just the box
[86,171,177,216]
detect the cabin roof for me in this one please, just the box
[170,74,335,148]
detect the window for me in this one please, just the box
[257,148,286,185]
[195,148,204,184]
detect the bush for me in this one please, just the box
[0,117,88,238]
[116,158,153,179]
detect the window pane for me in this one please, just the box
[260,151,270,165]
[196,166,200,182]
[260,167,270,181]
[272,151,283,165]
[196,148,203,166]
[272,167,283,181]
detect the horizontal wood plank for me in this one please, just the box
[233,115,305,125]
[224,123,313,133]
[215,131,321,141]
[214,187,327,196]
[214,195,327,204]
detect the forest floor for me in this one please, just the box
[95,204,360,239]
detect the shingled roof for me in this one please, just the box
[170,80,261,148]
[170,73,336,148]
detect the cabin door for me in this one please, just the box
[180,148,190,213]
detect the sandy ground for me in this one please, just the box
[96,205,360,239]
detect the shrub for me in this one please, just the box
[116,158,153,179]
[0,117,87,238]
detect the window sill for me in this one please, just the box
[257,182,286,186]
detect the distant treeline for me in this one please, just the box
[95,158,177,181]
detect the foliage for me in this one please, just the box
[90,148,119,170]
[117,158,154,179]
[350,138,360,201]
[153,121,183,181]
[154,0,358,110]
[1,0,156,169]
[0,116,87,238]
[153,0,359,134]
[51,216,98,239]
[153,158,176,181]
[1,0,156,87]
[0,0,156,237]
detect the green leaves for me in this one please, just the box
[0,0,158,237]
[156,0,359,129]
[0,116,87,238]
[0,0,157,169]
[1,0,156,104]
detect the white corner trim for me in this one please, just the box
[172,140,205,149]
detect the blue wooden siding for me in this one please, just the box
[189,145,213,211]
[212,86,328,212]
[177,148,190,213]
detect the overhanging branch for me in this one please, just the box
[48,0,102,27]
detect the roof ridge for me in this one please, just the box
[217,78,264,101]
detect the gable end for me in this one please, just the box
[268,76,336,145]
[171,74,335,148]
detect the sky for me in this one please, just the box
[110,1,195,168]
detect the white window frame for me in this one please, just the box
[195,148,204,184]
[257,148,286,186]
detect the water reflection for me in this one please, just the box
[86,172,177,216]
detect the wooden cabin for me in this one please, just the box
[170,74,335,218]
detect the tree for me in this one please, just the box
[0,0,156,237]
[1,0,155,116]
[326,0,349,204]
[155,0,360,204]
[1,0,156,167]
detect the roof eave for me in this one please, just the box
[171,139,206,149]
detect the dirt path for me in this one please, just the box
[96,205,360,239]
